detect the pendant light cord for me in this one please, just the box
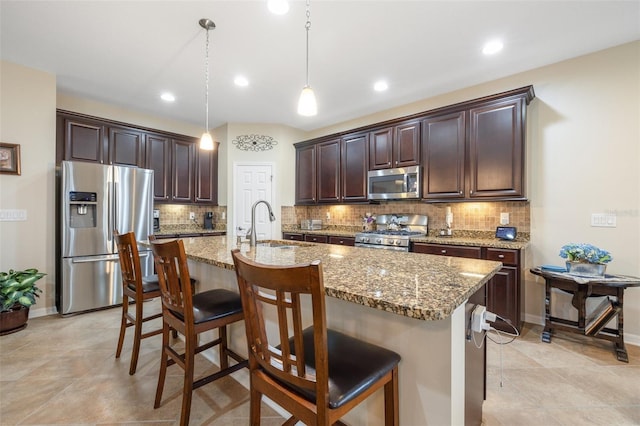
[204,27,210,132]
[304,0,311,87]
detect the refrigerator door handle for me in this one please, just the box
[107,172,114,247]
[72,254,120,263]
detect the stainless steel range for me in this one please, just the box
[354,214,428,251]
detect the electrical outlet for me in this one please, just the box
[326,211,331,220]
[500,212,509,225]
[471,305,486,332]
[189,212,195,220]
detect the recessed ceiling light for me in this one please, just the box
[482,40,504,55]
[160,92,175,102]
[267,0,289,15]
[374,80,388,92]
[234,75,249,87]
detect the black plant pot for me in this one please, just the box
[0,305,29,335]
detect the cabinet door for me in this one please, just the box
[369,127,393,170]
[195,142,219,204]
[317,139,341,203]
[172,138,195,203]
[342,134,369,202]
[108,126,145,167]
[145,134,171,202]
[469,97,525,199]
[295,145,317,204]
[487,266,518,332]
[394,120,420,168]
[422,111,466,200]
[63,118,106,164]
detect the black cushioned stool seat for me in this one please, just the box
[289,327,401,409]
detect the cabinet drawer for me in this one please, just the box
[282,232,304,241]
[412,243,482,259]
[329,236,355,246]
[485,248,518,266]
[304,234,328,244]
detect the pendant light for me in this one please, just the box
[199,18,215,150]
[297,0,317,116]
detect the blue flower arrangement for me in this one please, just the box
[559,243,612,264]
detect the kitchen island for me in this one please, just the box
[173,235,502,425]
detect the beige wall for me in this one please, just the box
[0,61,57,313]
[2,40,639,343]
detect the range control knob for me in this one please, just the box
[375,238,382,244]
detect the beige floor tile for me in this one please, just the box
[2,309,638,426]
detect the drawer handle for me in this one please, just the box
[441,250,447,254]
[498,254,505,259]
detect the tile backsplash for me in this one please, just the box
[282,201,530,235]
[155,204,226,227]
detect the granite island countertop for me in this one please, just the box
[169,235,502,322]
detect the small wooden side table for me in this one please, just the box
[530,267,640,362]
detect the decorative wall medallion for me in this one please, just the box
[232,134,278,151]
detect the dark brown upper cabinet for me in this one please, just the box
[422,87,533,202]
[295,134,368,205]
[468,97,525,199]
[341,133,369,203]
[57,110,218,205]
[369,120,420,170]
[317,139,341,203]
[59,115,106,164]
[171,138,196,203]
[195,141,219,204]
[145,133,171,202]
[108,126,145,167]
[422,111,466,200]
[295,144,317,204]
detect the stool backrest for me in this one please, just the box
[150,239,194,323]
[231,249,329,408]
[114,230,142,297]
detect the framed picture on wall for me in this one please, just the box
[0,143,21,175]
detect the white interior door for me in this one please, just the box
[233,163,274,240]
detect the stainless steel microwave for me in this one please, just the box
[367,166,421,200]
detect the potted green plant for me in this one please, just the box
[0,268,45,335]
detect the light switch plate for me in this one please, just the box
[0,209,27,221]
[591,213,616,227]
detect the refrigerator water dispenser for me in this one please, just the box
[68,191,97,228]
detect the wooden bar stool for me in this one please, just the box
[231,249,401,426]
[151,239,247,426]
[114,230,163,375]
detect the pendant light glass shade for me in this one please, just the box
[200,132,214,150]
[297,86,317,116]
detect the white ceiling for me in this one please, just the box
[2,1,639,132]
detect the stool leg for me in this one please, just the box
[115,296,129,359]
[129,296,143,375]
[180,332,197,426]
[384,366,399,426]
[250,382,262,426]
[154,322,170,409]
[219,326,229,370]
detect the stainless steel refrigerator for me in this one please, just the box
[58,161,154,315]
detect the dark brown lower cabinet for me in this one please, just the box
[412,242,523,333]
[282,233,355,247]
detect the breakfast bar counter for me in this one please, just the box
[173,235,502,425]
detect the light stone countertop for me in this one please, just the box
[169,235,502,322]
